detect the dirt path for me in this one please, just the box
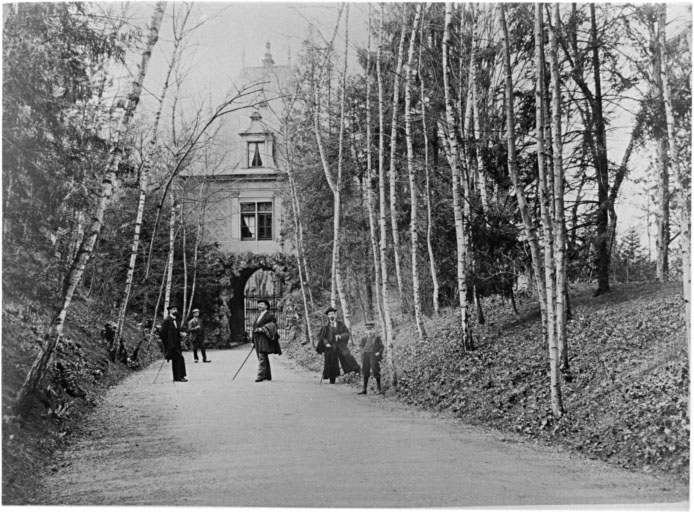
[35,346,687,507]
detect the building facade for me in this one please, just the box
[181,44,295,344]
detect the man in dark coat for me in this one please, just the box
[160,305,187,382]
[252,299,281,382]
[316,307,360,384]
[357,321,384,394]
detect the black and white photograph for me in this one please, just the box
[2,2,690,508]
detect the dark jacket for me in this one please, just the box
[360,334,384,360]
[253,311,282,355]
[316,321,360,377]
[160,315,182,360]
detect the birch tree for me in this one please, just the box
[377,4,397,386]
[441,2,473,352]
[14,1,167,415]
[659,5,691,344]
[386,8,408,309]
[500,3,562,416]
[418,6,440,316]
[114,2,198,357]
[404,4,427,341]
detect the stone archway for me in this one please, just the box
[211,252,296,344]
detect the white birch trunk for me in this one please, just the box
[378,5,397,386]
[659,5,691,345]
[114,2,191,356]
[405,4,427,341]
[500,3,559,416]
[442,3,473,352]
[389,9,408,308]
[14,1,167,415]
[365,6,386,328]
[535,3,562,417]
[418,5,440,316]
[550,3,569,372]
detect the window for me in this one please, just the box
[248,141,264,168]
[241,202,272,241]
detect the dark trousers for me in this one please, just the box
[192,339,207,361]
[256,352,272,380]
[362,352,381,379]
[171,351,187,381]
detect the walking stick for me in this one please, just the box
[152,357,166,384]
[232,344,256,381]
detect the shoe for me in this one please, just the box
[203,360,211,363]
[255,378,264,382]
[194,360,199,363]
[175,377,188,382]
[357,390,367,395]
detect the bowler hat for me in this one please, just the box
[258,299,270,307]
[167,304,179,310]
[325,307,337,315]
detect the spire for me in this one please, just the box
[262,41,274,67]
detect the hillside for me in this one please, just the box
[285,281,689,483]
[2,293,161,504]
[2,281,688,504]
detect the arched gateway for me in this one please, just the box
[180,44,296,346]
[228,265,289,344]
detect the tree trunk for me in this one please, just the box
[378,5,397,386]
[550,3,570,373]
[365,5,387,328]
[405,4,427,341]
[442,2,473,352]
[659,5,691,345]
[418,5,440,316]
[13,1,167,416]
[389,9,408,310]
[114,2,191,356]
[500,3,561,415]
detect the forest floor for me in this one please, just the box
[2,280,689,504]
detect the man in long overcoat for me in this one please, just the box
[252,299,281,382]
[316,307,360,383]
[160,304,187,382]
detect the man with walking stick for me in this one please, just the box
[252,299,281,382]
[160,305,188,382]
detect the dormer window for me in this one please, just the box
[248,141,264,167]
[240,111,274,170]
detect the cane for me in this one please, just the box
[152,357,167,384]
[232,344,256,381]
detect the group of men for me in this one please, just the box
[159,305,211,383]
[316,307,384,394]
[159,301,384,395]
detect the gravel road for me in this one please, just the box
[35,345,688,508]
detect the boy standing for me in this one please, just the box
[358,321,383,394]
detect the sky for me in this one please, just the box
[140,2,370,107]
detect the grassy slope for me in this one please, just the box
[286,282,689,483]
[2,293,160,504]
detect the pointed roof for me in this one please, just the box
[241,111,272,136]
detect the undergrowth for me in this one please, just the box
[285,282,689,483]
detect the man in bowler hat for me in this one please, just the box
[252,299,281,382]
[160,305,188,382]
